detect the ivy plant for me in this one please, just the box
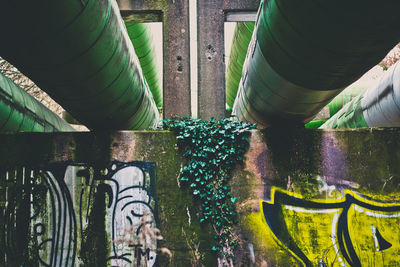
[161,117,255,266]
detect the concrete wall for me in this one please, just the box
[233,128,400,266]
[1,129,400,266]
[0,132,215,266]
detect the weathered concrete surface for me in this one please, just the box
[197,0,260,120]
[222,0,261,10]
[197,0,226,120]
[231,128,400,266]
[1,128,400,266]
[117,0,191,119]
[0,131,215,266]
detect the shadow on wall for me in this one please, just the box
[236,128,400,266]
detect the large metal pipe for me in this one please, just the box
[226,22,255,108]
[326,67,384,118]
[327,87,367,119]
[126,23,162,108]
[0,72,74,132]
[233,0,400,127]
[321,61,400,129]
[0,0,159,130]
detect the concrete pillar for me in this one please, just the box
[197,0,260,120]
[117,0,191,119]
[197,0,225,120]
[118,0,260,120]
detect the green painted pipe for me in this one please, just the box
[321,61,400,129]
[226,22,255,108]
[0,71,74,132]
[327,86,367,119]
[309,67,385,122]
[233,0,400,127]
[126,23,162,108]
[326,68,384,118]
[0,0,159,130]
[304,120,327,129]
[319,94,368,129]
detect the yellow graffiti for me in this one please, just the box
[258,187,400,266]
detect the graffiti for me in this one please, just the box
[0,161,158,267]
[106,163,158,266]
[260,187,400,266]
[33,169,77,267]
[75,162,158,266]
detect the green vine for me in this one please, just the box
[162,117,255,266]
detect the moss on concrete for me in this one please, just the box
[331,128,400,200]
[130,131,217,266]
[79,181,109,266]
[230,128,400,265]
[243,211,297,266]
[0,133,56,167]
[2,128,400,265]
[261,127,323,199]
[73,132,113,165]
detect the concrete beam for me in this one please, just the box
[117,0,191,119]
[225,11,257,22]
[222,0,260,11]
[197,0,260,120]
[120,10,162,23]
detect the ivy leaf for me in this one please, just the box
[162,117,255,263]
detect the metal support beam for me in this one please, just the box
[117,0,191,119]
[197,0,260,120]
